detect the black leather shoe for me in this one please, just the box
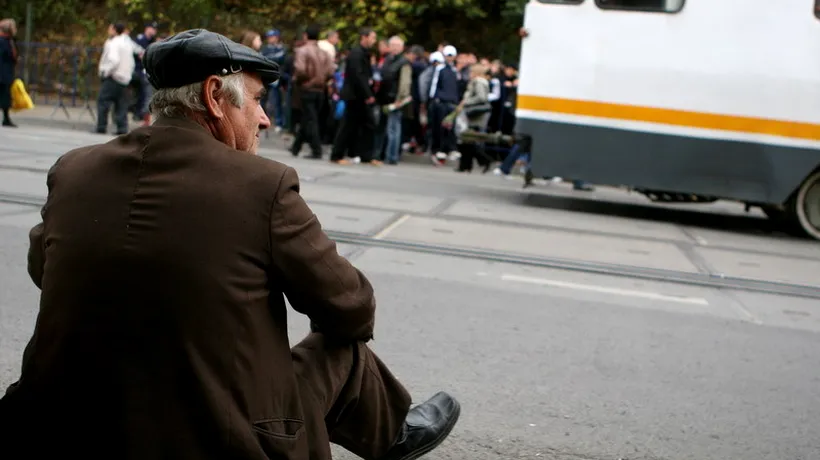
[380,391,461,460]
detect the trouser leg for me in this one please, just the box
[112,82,129,134]
[96,78,118,133]
[331,101,361,161]
[292,333,412,460]
[301,91,324,158]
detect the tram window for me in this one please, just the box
[535,0,584,4]
[596,0,684,13]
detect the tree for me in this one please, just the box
[0,0,527,59]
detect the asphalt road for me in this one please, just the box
[1,124,819,460]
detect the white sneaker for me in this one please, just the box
[492,167,503,176]
[352,156,362,164]
[435,152,447,160]
[448,151,461,161]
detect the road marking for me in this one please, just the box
[372,214,411,240]
[501,274,710,305]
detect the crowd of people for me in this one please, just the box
[1,18,595,188]
[234,25,522,172]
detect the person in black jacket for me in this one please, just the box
[0,19,18,128]
[330,27,381,165]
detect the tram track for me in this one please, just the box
[2,190,819,300]
[2,184,817,263]
[324,230,820,300]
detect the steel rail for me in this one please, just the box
[2,191,819,300]
[323,230,820,300]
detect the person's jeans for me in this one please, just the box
[499,144,532,175]
[96,77,129,134]
[384,110,403,164]
[268,83,284,128]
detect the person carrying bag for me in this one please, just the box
[453,64,492,172]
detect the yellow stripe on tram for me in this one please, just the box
[517,95,820,142]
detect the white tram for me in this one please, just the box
[516,0,820,239]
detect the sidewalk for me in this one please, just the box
[11,105,97,132]
[9,104,434,166]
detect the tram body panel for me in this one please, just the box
[516,0,820,204]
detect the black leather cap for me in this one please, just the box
[144,29,279,89]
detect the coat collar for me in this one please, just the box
[152,116,211,134]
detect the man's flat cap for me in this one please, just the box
[144,29,279,89]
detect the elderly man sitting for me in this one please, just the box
[0,29,460,460]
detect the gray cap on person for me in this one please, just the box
[144,29,279,89]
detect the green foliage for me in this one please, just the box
[0,0,526,59]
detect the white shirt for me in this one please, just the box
[488,77,501,102]
[428,63,445,99]
[99,34,141,85]
[317,40,336,62]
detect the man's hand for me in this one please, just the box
[365,96,376,104]
[519,28,529,38]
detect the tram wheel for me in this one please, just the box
[792,170,820,241]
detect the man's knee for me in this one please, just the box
[292,332,364,365]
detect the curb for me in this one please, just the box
[11,113,436,166]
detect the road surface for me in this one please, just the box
[1,125,819,460]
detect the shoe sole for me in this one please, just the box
[396,399,461,460]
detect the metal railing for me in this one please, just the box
[16,42,103,114]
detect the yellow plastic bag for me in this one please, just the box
[10,78,34,112]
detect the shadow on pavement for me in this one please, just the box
[519,191,804,241]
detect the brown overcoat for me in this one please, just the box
[0,117,399,459]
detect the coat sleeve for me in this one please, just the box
[269,166,375,342]
[292,47,306,83]
[395,63,412,102]
[462,79,489,107]
[350,49,375,100]
[28,156,63,289]
[28,223,44,290]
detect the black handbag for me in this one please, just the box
[462,79,491,118]
[463,102,491,118]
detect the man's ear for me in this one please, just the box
[202,76,226,119]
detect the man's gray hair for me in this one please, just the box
[388,35,404,46]
[149,73,246,118]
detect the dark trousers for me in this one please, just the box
[293,332,412,460]
[428,100,456,154]
[372,110,387,161]
[0,332,412,460]
[318,89,330,144]
[128,73,149,118]
[323,100,340,145]
[290,90,324,158]
[410,101,423,143]
[501,109,516,135]
[457,140,491,172]
[331,100,376,162]
[0,82,11,110]
[134,74,150,118]
[0,82,11,124]
[97,77,129,134]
